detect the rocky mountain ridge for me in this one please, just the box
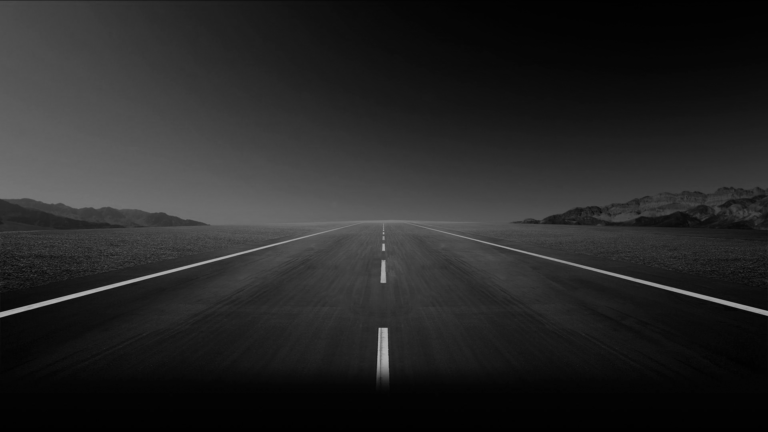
[514,187,768,230]
[1,198,208,229]
[0,199,124,231]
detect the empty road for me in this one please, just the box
[1,222,766,415]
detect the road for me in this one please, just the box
[1,222,766,418]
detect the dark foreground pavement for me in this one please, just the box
[1,222,766,426]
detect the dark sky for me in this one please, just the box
[1,2,766,224]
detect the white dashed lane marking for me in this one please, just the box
[376,327,390,392]
[380,260,387,283]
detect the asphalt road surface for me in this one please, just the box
[1,222,766,424]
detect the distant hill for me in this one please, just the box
[514,187,767,230]
[0,199,123,231]
[2,198,208,228]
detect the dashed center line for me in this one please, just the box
[377,226,389,390]
[376,327,390,393]
[380,260,386,283]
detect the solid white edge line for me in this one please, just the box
[376,327,390,392]
[407,222,768,317]
[0,222,363,319]
[381,260,387,283]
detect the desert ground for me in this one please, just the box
[423,222,768,289]
[0,223,349,293]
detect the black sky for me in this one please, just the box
[1,2,766,223]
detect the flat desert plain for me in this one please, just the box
[0,223,351,293]
[420,222,768,289]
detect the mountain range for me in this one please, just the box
[0,198,207,231]
[514,187,768,230]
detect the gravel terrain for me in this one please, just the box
[0,223,347,293]
[423,222,768,289]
